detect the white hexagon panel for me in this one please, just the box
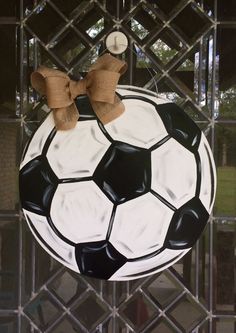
[47,120,111,179]
[109,193,174,259]
[151,138,197,209]
[105,92,168,149]
[50,181,113,244]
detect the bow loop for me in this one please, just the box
[45,76,71,109]
[31,54,127,130]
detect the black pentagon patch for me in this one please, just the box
[165,197,209,250]
[156,103,201,152]
[75,240,127,280]
[75,95,96,121]
[93,142,151,204]
[19,156,58,215]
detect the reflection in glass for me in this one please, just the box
[52,28,86,66]
[144,271,182,308]
[214,124,236,216]
[24,291,63,331]
[50,316,83,333]
[0,316,17,333]
[0,220,18,309]
[72,291,109,331]
[26,3,65,44]
[0,123,20,212]
[119,291,158,331]
[49,270,87,305]
[213,220,236,314]
[168,295,207,332]
[213,318,236,333]
[0,26,16,116]
[217,27,236,120]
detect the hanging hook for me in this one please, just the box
[105,31,128,54]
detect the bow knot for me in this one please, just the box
[31,54,127,130]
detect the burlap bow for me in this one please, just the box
[31,54,127,130]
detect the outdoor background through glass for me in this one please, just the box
[0,0,235,332]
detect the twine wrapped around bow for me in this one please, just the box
[31,54,127,130]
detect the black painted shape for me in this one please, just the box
[75,240,127,280]
[74,95,96,120]
[94,142,151,204]
[165,197,209,250]
[195,151,201,197]
[19,156,58,215]
[156,103,201,152]
[205,143,215,206]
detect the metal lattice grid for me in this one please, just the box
[0,0,235,332]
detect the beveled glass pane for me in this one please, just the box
[37,44,60,69]
[128,5,162,41]
[0,1,18,17]
[102,280,128,307]
[213,318,236,333]
[154,0,185,17]
[48,270,87,305]
[35,242,62,291]
[213,220,236,314]
[26,3,65,44]
[119,291,158,331]
[183,102,209,122]
[82,276,101,293]
[21,219,34,304]
[0,25,17,116]
[75,3,111,41]
[0,316,17,332]
[72,291,109,331]
[132,46,160,88]
[198,223,210,308]
[148,318,176,333]
[24,291,63,331]
[20,316,31,333]
[0,219,18,309]
[217,0,236,21]
[143,271,183,309]
[171,3,211,42]
[156,77,186,104]
[173,49,198,100]
[50,316,83,333]
[171,249,196,294]
[214,124,236,216]
[101,317,128,333]
[150,29,186,68]
[51,28,86,66]
[198,319,210,333]
[168,294,207,332]
[0,123,20,212]
[51,0,87,19]
[195,0,215,18]
[71,47,100,75]
[217,27,236,120]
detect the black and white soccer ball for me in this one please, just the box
[19,86,216,281]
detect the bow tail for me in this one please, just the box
[53,104,79,131]
[92,95,125,125]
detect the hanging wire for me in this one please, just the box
[98,37,159,97]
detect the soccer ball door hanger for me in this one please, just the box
[19,54,216,280]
